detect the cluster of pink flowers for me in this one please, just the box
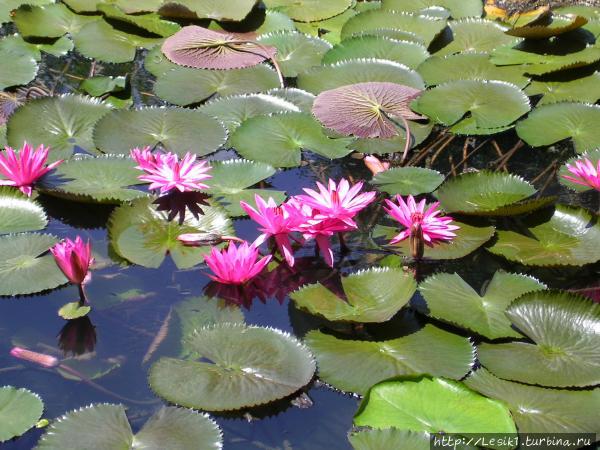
[562,156,600,192]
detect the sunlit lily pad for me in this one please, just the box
[93,107,227,157]
[516,102,600,153]
[372,167,443,195]
[349,429,430,450]
[297,59,425,94]
[413,80,530,129]
[322,36,429,69]
[263,0,352,22]
[96,4,180,37]
[13,3,99,38]
[419,271,546,339]
[0,0,52,24]
[465,368,600,434]
[266,87,316,112]
[0,35,38,90]
[381,0,482,18]
[160,0,258,21]
[0,188,47,235]
[79,76,126,97]
[108,197,233,269]
[149,324,316,410]
[290,267,416,322]
[255,10,296,34]
[436,18,521,56]
[491,45,600,75]
[36,404,222,449]
[230,112,354,167]
[294,8,357,45]
[62,0,161,13]
[478,290,600,387]
[506,14,588,38]
[58,301,90,320]
[0,233,67,296]
[559,149,600,192]
[487,205,600,266]
[354,377,517,440]
[306,324,474,394]
[0,386,43,442]
[526,73,600,105]
[7,94,112,162]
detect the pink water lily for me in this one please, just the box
[0,142,62,196]
[364,155,390,175]
[130,147,211,195]
[204,240,272,285]
[562,157,600,191]
[240,195,304,266]
[50,236,94,286]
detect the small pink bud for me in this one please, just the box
[10,347,59,368]
[364,155,390,175]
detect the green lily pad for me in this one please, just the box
[36,404,222,450]
[526,72,600,106]
[478,290,600,387]
[257,31,331,78]
[267,87,316,112]
[0,35,38,90]
[381,0,482,18]
[419,271,546,339]
[465,368,600,434]
[349,121,433,154]
[263,0,351,22]
[28,35,74,58]
[7,94,112,162]
[37,154,147,204]
[58,301,91,319]
[341,10,447,45]
[79,76,126,97]
[230,112,354,167]
[0,386,44,442]
[108,197,233,269]
[375,221,495,260]
[0,233,67,296]
[436,18,521,56]
[93,107,227,157]
[294,8,358,45]
[417,53,529,88]
[516,102,600,153]
[559,149,600,192]
[372,167,443,195]
[290,267,417,322]
[255,10,296,34]
[297,59,425,94]
[164,0,264,21]
[149,324,316,410]
[349,429,430,450]
[322,36,429,69]
[96,4,180,37]
[487,205,600,266]
[354,377,517,442]
[413,80,530,129]
[506,14,588,39]
[57,357,122,382]
[0,188,47,235]
[555,5,600,20]
[0,0,52,23]
[306,324,474,394]
[13,3,99,38]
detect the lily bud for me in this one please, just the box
[10,347,59,368]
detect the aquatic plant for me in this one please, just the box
[562,156,600,192]
[50,236,93,288]
[204,240,272,285]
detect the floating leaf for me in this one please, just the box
[0,35,38,90]
[290,267,416,322]
[381,0,482,18]
[436,18,521,56]
[109,197,233,269]
[0,0,53,23]
[306,324,474,394]
[263,0,351,22]
[7,94,112,162]
[93,107,227,157]
[506,14,588,38]
[559,149,600,192]
[96,4,180,37]
[354,377,517,439]
[36,404,222,449]
[349,429,430,450]
[0,188,47,235]
[478,290,600,387]
[419,271,546,339]
[149,324,316,410]
[0,386,43,442]
[159,0,257,21]
[413,80,530,129]
[0,233,66,296]
[58,302,90,320]
[297,59,425,94]
[79,76,126,97]
[487,205,600,266]
[526,73,600,106]
[516,102,600,153]
[294,8,358,45]
[267,87,316,112]
[255,10,296,34]
[13,3,99,38]
[230,112,354,167]
[349,121,433,155]
[372,167,443,195]
[465,368,600,434]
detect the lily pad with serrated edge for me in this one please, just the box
[267,87,316,112]
[322,36,429,69]
[93,107,227,157]
[230,112,354,167]
[381,0,482,18]
[559,149,600,192]
[297,59,425,94]
[372,167,443,195]
[0,35,38,90]
[35,404,223,449]
[0,386,44,443]
[7,94,112,162]
[349,121,433,154]
[0,188,47,235]
[419,271,546,339]
[349,429,431,450]
[478,290,600,387]
[506,14,588,38]
[149,324,316,411]
[0,233,67,296]
[526,73,600,106]
[516,102,600,153]
[488,205,600,266]
[96,4,180,37]
[436,18,521,56]
[294,8,357,45]
[263,0,352,22]
[62,0,162,13]
[465,368,600,434]
[13,3,99,38]
[413,80,530,129]
[352,28,425,44]
[305,324,474,394]
[290,267,416,322]
[160,0,257,21]
[108,197,233,269]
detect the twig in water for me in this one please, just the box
[142,308,172,364]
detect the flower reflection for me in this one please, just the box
[57,316,97,356]
[153,191,210,224]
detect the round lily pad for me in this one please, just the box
[0,386,44,442]
[0,0,53,24]
[96,4,180,37]
[526,73,600,106]
[559,149,600,192]
[13,3,99,38]
[161,0,257,21]
[436,18,521,56]
[479,291,600,387]
[93,107,227,157]
[267,87,316,112]
[58,301,91,319]
[506,13,588,38]
[0,35,38,90]
[294,8,358,45]
[290,267,417,322]
[381,0,483,18]
[419,271,546,339]
[487,205,600,266]
[372,167,444,195]
[349,429,430,450]
[306,324,474,394]
[0,188,47,235]
[149,324,316,410]
[263,0,352,22]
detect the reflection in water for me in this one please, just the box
[57,317,97,357]
[153,190,210,224]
